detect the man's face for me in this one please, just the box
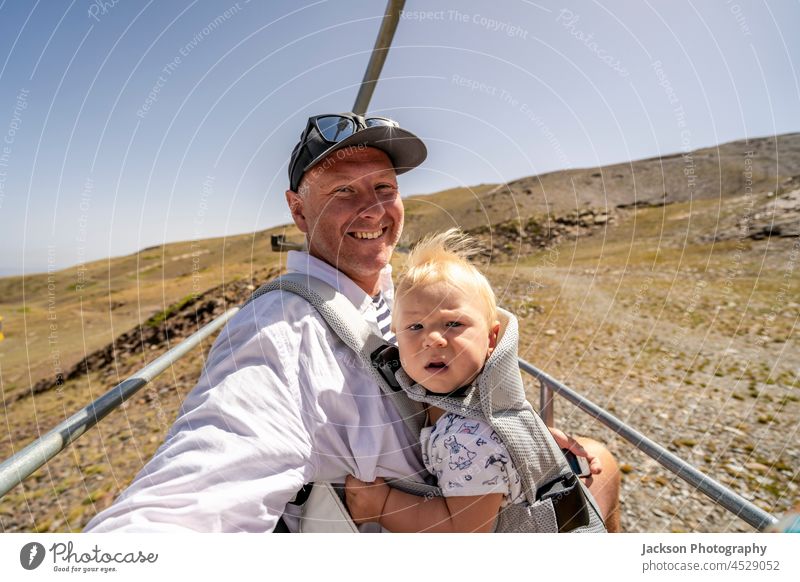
[393,281,499,393]
[285,147,403,293]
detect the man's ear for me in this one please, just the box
[285,189,308,233]
[487,321,501,356]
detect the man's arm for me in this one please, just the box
[84,294,318,532]
[345,476,502,532]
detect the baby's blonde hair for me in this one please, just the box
[395,229,497,326]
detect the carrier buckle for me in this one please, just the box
[536,473,591,532]
[369,344,403,392]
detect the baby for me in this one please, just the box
[345,229,529,532]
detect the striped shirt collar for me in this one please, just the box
[372,291,396,343]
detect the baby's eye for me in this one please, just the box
[407,323,423,331]
[445,321,463,328]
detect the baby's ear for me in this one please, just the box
[487,321,501,355]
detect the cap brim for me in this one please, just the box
[302,125,427,177]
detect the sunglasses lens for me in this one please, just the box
[365,117,396,128]
[315,116,356,143]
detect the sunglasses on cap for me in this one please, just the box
[308,113,398,143]
[288,112,426,192]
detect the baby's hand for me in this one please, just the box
[548,427,603,475]
[344,475,390,525]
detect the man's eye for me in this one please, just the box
[334,187,354,195]
[377,185,398,196]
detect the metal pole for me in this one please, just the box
[539,379,554,427]
[352,0,406,115]
[0,307,240,499]
[518,358,778,531]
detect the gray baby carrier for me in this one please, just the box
[247,273,606,533]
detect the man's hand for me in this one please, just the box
[344,475,391,525]
[548,427,603,475]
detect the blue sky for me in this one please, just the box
[0,0,798,275]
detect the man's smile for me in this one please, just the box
[348,226,388,240]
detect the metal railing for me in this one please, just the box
[0,308,239,499]
[525,360,778,531]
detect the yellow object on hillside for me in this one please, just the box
[0,315,4,341]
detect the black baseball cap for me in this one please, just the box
[288,112,427,192]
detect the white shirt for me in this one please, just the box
[84,251,425,532]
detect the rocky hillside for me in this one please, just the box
[401,132,800,243]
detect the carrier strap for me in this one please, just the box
[245,273,427,440]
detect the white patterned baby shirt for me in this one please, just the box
[421,412,526,506]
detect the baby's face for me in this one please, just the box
[393,281,499,394]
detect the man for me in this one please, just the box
[85,113,619,532]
